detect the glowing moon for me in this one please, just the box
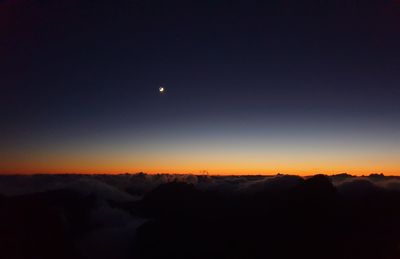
[159,86,165,93]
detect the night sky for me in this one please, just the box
[1,0,400,174]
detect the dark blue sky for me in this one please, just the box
[1,0,400,174]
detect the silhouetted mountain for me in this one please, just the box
[0,189,92,259]
[1,174,400,259]
[140,182,203,217]
[294,174,336,202]
[368,173,386,180]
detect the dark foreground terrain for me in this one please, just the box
[1,173,400,259]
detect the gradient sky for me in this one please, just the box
[1,0,400,175]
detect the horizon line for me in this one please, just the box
[0,171,394,177]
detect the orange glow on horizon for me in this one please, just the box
[2,164,400,176]
[2,141,399,176]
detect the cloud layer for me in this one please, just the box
[1,173,400,259]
